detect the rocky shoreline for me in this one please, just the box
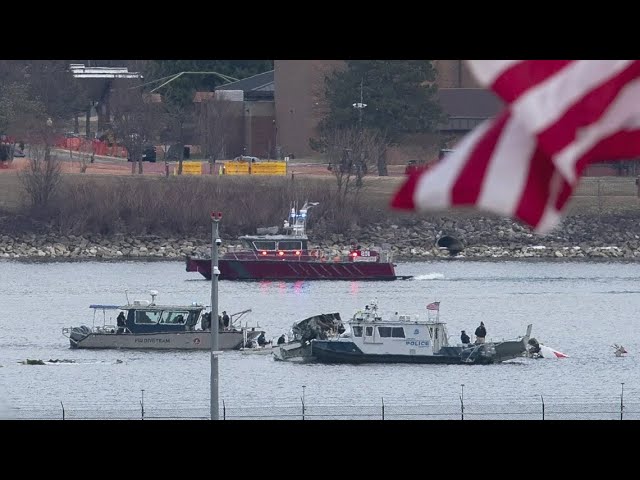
[3,214,640,262]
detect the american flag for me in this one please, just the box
[391,60,640,233]
[426,302,440,311]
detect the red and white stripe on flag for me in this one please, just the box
[391,60,640,233]
[426,302,440,311]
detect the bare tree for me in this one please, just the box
[364,128,389,178]
[197,98,235,174]
[18,145,62,209]
[26,61,88,124]
[111,85,163,174]
[1,62,84,209]
[161,97,195,176]
[322,127,389,201]
[0,82,45,154]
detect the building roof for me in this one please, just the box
[216,70,274,92]
[436,88,504,131]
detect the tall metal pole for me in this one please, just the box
[359,78,363,129]
[211,211,222,420]
[352,78,366,130]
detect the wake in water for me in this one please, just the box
[413,273,445,281]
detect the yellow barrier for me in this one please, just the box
[250,161,287,176]
[181,162,203,175]
[173,161,203,175]
[224,161,251,175]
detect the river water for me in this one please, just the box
[2,259,640,419]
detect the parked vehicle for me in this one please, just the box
[405,160,419,175]
[233,155,260,162]
[127,145,156,163]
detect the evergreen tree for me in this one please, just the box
[319,60,444,143]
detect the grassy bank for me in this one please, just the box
[1,174,390,237]
[1,172,640,237]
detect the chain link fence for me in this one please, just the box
[571,176,640,214]
[7,398,640,420]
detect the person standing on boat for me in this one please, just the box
[460,330,471,345]
[474,322,487,344]
[116,312,126,334]
[257,332,267,347]
[222,311,230,329]
[201,312,211,331]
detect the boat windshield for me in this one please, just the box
[132,309,201,326]
[159,311,191,325]
[252,240,276,251]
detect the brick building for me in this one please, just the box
[273,60,500,159]
[194,70,276,159]
[191,61,501,161]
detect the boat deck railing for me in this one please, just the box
[222,249,393,263]
[62,325,132,337]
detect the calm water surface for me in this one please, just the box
[1,259,640,418]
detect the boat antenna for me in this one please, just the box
[150,290,158,305]
[125,289,130,305]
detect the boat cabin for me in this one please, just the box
[222,201,386,262]
[89,302,205,334]
[239,235,310,257]
[343,303,451,355]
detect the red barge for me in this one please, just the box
[186,202,410,281]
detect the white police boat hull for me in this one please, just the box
[291,302,531,365]
[311,337,527,365]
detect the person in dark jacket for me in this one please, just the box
[277,334,286,345]
[116,312,126,334]
[222,311,230,329]
[257,332,267,346]
[460,330,471,345]
[201,312,211,331]
[474,322,487,344]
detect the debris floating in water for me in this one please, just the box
[21,359,45,365]
[20,359,77,365]
[613,344,628,357]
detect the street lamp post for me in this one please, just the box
[352,78,367,130]
[210,211,222,420]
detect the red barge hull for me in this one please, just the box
[186,256,403,281]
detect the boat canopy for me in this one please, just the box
[89,304,122,310]
[119,304,205,311]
